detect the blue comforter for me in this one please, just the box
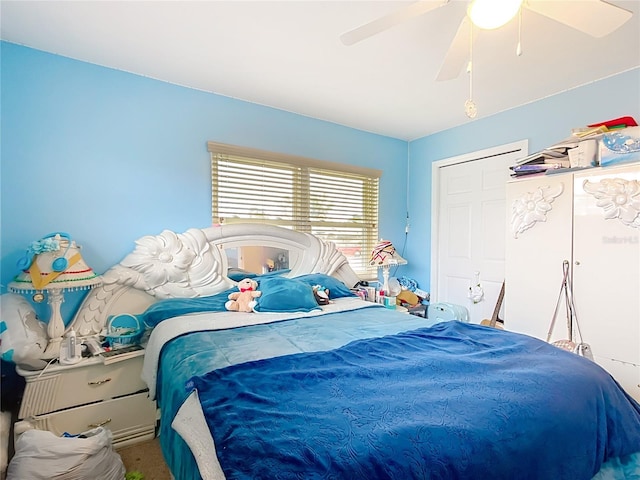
[190,321,640,480]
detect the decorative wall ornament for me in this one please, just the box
[582,177,640,228]
[511,183,564,238]
[468,271,484,304]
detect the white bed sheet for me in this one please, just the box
[172,391,225,480]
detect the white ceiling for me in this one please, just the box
[2,1,639,141]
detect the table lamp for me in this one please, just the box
[9,233,102,359]
[369,239,407,297]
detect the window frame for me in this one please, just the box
[208,141,381,278]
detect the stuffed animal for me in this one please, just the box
[312,285,331,306]
[225,278,261,312]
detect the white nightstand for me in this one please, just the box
[14,347,156,449]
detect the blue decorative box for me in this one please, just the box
[599,126,640,166]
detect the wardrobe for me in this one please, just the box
[505,162,639,402]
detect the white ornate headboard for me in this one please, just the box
[71,224,361,336]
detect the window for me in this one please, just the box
[208,142,381,278]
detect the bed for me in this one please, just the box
[71,224,640,480]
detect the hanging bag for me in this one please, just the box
[546,260,593,361]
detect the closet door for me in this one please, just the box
[573,163,640,402]
[504,173,573,340]
[432,143,525,323]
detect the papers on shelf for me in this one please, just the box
[510,163,565,177]
[513,138,577,167]
[509,116,638,176]
[571,125,609,138]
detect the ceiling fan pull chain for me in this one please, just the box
[465,21,477,119]
[516,7,523,57]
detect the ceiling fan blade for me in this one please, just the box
[340,0,449,46]
[436,15,473,81]
[525,0,633,38]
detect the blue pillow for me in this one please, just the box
[294,273,356,299]
[254,277,321,313]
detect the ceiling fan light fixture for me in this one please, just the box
[468,0,523,30]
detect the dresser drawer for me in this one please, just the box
[19,356,147,418]
[16,391,157,449]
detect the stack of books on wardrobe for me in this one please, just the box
[509,116,638,177]
[509,142,575,177]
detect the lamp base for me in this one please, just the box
[41,288,67,360]
[381,265,390,294]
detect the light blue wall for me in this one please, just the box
[0,42,408,319]
[404,68,640,292]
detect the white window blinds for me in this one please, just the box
[208,142,381,277]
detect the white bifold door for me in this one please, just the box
[431,140,528,324]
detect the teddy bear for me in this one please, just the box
[225,278,262,312]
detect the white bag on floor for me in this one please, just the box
[7,427,125,480]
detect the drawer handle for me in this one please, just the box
[88,378,112,386]
[88,418,112,428]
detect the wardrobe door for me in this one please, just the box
[504,173,573,340]
[573,163,640,402]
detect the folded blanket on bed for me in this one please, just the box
[189,321,640,480]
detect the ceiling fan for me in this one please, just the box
[340,0,633,81]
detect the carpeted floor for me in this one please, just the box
[117,437,172,480]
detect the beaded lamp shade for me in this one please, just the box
[369,239,407,267]
[369,239,407,301]
[9,248,102,293]
[9,234,102,359]
[9,252,101,293]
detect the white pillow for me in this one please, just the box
[0,293,48,370]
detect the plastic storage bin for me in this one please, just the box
[428,303,470,323]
